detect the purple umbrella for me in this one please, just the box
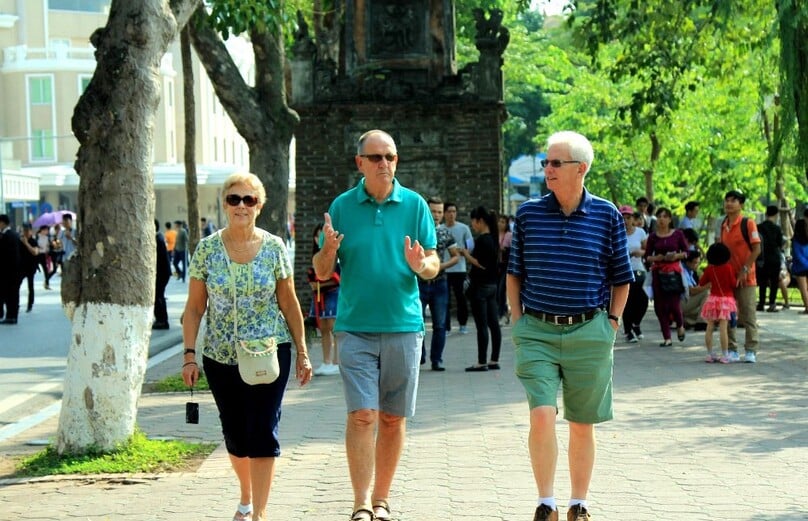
[32,210,76,228]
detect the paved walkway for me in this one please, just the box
[1,307,806,520]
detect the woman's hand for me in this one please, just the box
[296,352,313,386]
[182,360,199,387]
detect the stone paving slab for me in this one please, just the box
[0,309,806,521]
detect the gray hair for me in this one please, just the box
[356,129,397,155]
[546,131,594,174]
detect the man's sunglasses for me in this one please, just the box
[225,194,259,207]
[540,159,581,168]
[360,153,397,163]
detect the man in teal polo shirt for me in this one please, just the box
[313,129,439,521]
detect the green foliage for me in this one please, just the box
[207,0,291,39]
[500,1,808,210]
[570,0,739,130]
[15,429,216,477]
[776,0,808,176]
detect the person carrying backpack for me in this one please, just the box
[719,190,761,363]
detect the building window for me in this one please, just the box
[49,0,110,13]
[167,80,174,108]
[29,77,53,105]
[79,75,92,94]
[31,130,55,160]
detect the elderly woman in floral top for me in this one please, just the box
[182,172,312,521]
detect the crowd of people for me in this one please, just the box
[4,126,808,521]
[611,190,808,366]
[0,213,76,324]
[0,213,200,328]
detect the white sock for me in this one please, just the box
[539,497,557,511]
[568,499,588,509]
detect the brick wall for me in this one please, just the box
[293,101,506,301]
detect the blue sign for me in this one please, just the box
[529,174,545,198]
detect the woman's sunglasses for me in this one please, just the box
[225,194,259,207]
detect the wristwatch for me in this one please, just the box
[608,314,620,323]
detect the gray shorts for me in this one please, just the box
[338,331,423,417]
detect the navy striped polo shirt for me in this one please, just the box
[508,189,634,315]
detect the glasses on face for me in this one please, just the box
[541,159,581,168]
[360,153,397,163]
[225,194,259,207]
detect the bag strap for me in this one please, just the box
[219,230,280,344]
[725,216,752,250]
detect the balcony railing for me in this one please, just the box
[2,45,175,74]
[2,45,95,67]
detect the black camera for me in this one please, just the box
[185,401,199,424]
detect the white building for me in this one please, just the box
[0,0,284,229]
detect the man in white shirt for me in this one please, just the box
[679,201,702,231]
[443,202,473,334]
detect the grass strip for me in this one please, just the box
[16,429,216,477]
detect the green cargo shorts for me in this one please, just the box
[512,311,615,424]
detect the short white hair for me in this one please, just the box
[356,129,396,155]
[546,131,594,174]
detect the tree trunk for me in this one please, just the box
[642,131,661,202]
[57,0,200,455]
[181,26,201,256]
[249,136,292,237]
[189,8,299,238]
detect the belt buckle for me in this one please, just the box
[554,315,573,326]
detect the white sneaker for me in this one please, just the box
[726,351,741,363]
[459,326,468,334]
[322,364,341,375]
[313,363,329,376]
[744,352,757,363]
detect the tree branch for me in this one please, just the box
[169,0,203,29]
[251,27,299,129]
[188,6,266,143]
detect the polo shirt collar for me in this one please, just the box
[547,188,593,215]
[356,177,402,204]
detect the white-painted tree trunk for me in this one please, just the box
[56,303,152,453]
[56,0,201,455]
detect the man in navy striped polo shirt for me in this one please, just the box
[506,131,633,521]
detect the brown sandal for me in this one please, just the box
[372,499,391,521]
[350,508,375,521]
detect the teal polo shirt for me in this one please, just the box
[328,178,436,333]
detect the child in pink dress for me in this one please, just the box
[699,243,737,363]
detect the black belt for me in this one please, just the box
[419,276,446,285]
[525,308,598,326]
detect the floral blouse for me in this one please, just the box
[189,229,292,365]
